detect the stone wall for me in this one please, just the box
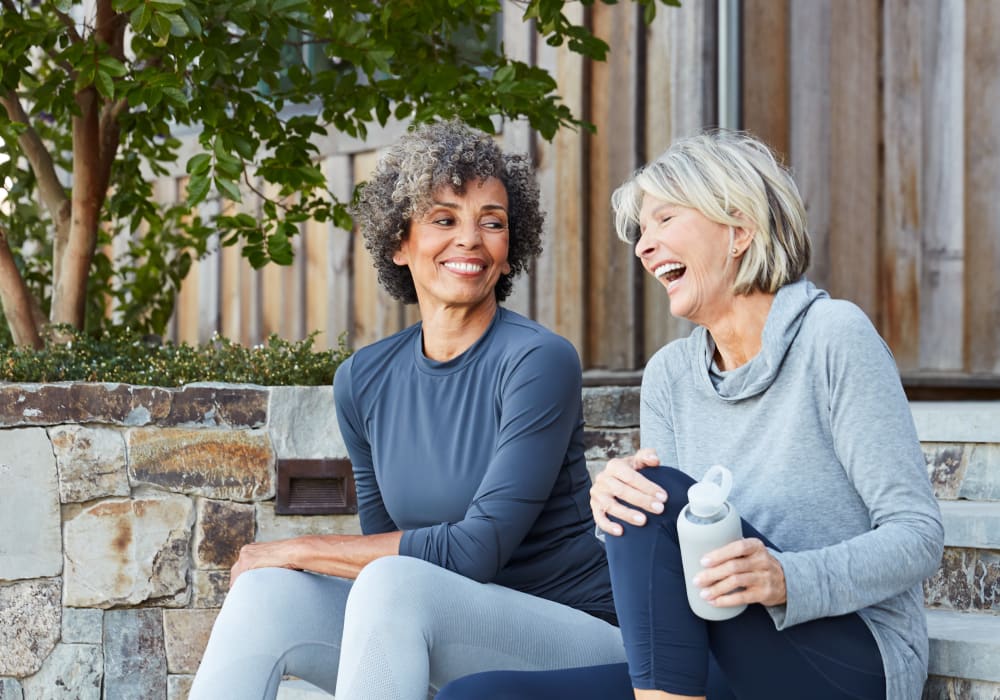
[0,383,640,699]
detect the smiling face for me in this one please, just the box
[393,177,512,318]
[635,194,743,327]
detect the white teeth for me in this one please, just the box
[654,262,684,278]
[444,262,485,273]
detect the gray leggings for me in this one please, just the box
[190,556,626,699]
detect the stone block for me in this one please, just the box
[62,608,103,644]
[582,386,640,428]
[255,502,361,542]
[922,676,1000,700]
[194,499,255,569]
[268,386,347,459]
[165,385,268,428]
[0,383,171,427]
[103,609,166,699]
[0,579,61,677]
[923,443,967,500]
[191,570,230,608]
[961,443,1000,501]
[0,678,23,700]
[584,428,640,462]
[925,547,1000,613]
[63,495,193,608]
[127,428,274,501]
[0,428,62,580]
[167,675,194,700]
[50,425,129,503]
[163,609,219,674]
[20,643,101,700]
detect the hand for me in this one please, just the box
[229,538,305,589]
[590,448,667,536]
[693,537,787,608]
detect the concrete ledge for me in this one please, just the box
[277,679,333,698]
[911,402,1000,443]
[939,501,1000,548]
[926,609,1000,683]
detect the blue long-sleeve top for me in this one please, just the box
[333,307,615,621]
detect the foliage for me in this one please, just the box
[0,325,351,386]
[0,0,679,345]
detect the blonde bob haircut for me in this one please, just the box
[611,130,811,295]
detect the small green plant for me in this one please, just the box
[0,325,350,387]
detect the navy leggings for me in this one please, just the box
[437,467,886,699]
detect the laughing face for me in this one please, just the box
[635,194,740,326]
[393,177,512,317]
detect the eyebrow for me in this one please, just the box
[430,200,508,213]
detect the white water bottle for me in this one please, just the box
[677,465,746,621]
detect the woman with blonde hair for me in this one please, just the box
[437,130,943,700]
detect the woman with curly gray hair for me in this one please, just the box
[190,120,626,700]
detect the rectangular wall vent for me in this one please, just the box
[276,458,357,515]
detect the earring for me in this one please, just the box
[731,247,738,256]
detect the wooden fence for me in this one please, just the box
[161,0,1000,380]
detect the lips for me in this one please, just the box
[442,261,486,273]
[653,261,685,282]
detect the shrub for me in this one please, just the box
[0,326,350,387]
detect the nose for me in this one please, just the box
[455,219,483,248]
[634,228,655,259]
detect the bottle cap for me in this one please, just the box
[687,465,733,517]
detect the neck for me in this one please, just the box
[705,291,775,371]
[418,298,499,362]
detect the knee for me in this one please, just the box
[605,467,692,557]
[346,556,443,626]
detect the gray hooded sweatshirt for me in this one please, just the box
[640,278,944,700]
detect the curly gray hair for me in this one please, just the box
[352,120,544,304]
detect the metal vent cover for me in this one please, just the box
[276,458,357,515]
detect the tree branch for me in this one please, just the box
[51,4,84,45]
[0,225,43,349]
[0,90,72,246]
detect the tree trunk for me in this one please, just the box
[0,226,43,349]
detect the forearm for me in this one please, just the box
[290,531,404,579]
[231,531,403,586]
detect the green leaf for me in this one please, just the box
[186,153,212,176]
[214,177,242,203]
[98,56,128,78]
[94,70,115,99]
[130,4,153,33]
[180,7,203,36]
[186,174,211,204]
[150,0,187,9]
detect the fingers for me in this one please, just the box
[692,538,787,608]
[590,452,668,536]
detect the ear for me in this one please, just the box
[392,249,408,266]
[500,261,511,275]
[730,213,755,256]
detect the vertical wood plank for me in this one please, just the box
[545,1,587,355]
[322,155,354,349]
[500,2,535,319]
[741,0,790,160]
[196,198,221,343]
[351,150,405,348]
[259,182,285,340]
[880,0,923,369]
[964,0,1000,373]
[789,1,832,291]
[173,176,201,345]
[640,1,712,359]
[218,198,242,344]
[828,0,879,320]
[588,2,643,369]
[919,0,965,370]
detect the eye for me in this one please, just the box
[659,215,673,226]
[432,215,455,226]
